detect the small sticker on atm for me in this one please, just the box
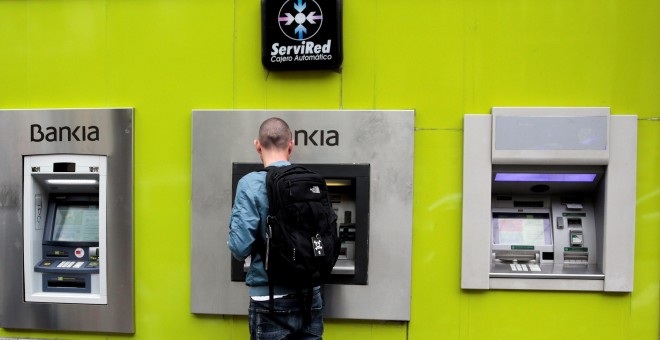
[564,247,588,252]
[511,245,534,250]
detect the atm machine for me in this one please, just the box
[0,108,134,333]
[461,107,637,292]
[191,110,414,321]
[23,154,107,303]
[230,163,369,285]
[489,166,605,280]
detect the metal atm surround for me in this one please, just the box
[191,110,414,321]
[461,107,637,292]
[0,109,134,333]
[230,163,370,285]
[24,155,107,302]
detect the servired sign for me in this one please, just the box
[262,0,343,71]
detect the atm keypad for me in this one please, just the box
[528,264,541,272]
[56,261,86,268]
[509,263,542,272]
[40,260,94,270]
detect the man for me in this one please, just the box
[228,117,324,340]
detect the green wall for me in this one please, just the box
[1,0,658,339]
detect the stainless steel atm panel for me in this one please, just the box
[191,110,414,321]
[0,109,134,333]
[461,107,637,292]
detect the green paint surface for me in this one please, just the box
[0,0,658,339]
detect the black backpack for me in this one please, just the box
[262,164,340,291]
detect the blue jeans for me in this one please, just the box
[249,290,324,340]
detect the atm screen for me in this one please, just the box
[52,205,99,242]
[492,213,552,246]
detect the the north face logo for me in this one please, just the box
[309,186,320,194]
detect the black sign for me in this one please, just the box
[261,0,343,71]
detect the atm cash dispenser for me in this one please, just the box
[461,107,637,292]
[230,163,369,285]
[23,154,107,304]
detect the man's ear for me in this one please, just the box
[254,139,262,154]
[287,139,294,155]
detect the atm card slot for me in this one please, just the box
[493,250,539,263]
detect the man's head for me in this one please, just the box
[254,117,293,165]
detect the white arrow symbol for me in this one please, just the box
[306,11,322,24]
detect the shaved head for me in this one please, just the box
[258,117,292,150]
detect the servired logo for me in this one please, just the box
[278,0,323,41]
[262,0,342,71]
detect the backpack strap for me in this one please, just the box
[262,166,277,313]
[263,166,276,216]
[252,167,271,261]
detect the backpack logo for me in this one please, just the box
[309,185,320,194]
[312,235,325,256]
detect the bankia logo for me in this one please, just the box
[278,0,323,41]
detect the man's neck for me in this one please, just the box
[261,152,290,167]
[264,159,288,167]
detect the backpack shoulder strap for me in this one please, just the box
[252,167,272,267]
[263,166,277,216]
